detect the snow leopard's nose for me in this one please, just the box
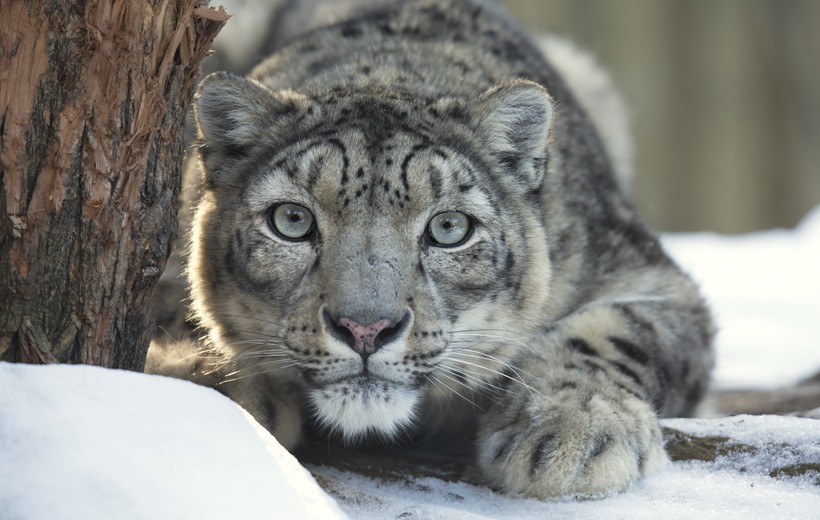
[323,309,409,356]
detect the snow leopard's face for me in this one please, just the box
[189,73,553,440]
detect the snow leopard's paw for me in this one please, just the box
[476,392,667,499]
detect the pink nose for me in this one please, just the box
[338,317,394,355]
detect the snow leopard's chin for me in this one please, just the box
[309,378,420,442]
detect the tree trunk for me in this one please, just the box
[0,1,227,370]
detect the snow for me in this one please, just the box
[662,415,820,481]
[309,460,820,520]
[662,206,820,389]
[0,363,345,520]
[1,206,818,519]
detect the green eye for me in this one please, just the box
[270,203,315,240]
[427,211,472,247]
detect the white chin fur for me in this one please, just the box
[309,380,420,442]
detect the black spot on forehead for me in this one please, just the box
[340,25,363,39]
[318,92,435,154]
[336,96,409,120]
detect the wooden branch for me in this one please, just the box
[0,0,227,369]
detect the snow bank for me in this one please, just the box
[0,363,345,520]
[1,362,817,520]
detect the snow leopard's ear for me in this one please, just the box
[475,80,554,191]
[194,72,311,185]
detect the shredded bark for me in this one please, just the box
[0,0,228,368]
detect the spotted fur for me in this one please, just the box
[148,0,713,500]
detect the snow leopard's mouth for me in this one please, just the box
[311,372,408,392]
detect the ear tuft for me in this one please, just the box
[477,80,554,190]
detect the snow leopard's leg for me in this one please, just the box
[475,292,713,499]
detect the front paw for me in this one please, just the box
[476,393,667,499]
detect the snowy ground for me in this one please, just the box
[1,207,818,519]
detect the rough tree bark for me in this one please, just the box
[0,1,227,370]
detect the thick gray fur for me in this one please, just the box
[147,0,714,499]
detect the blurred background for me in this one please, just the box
[501,0,820,233]
[208,0,820,233]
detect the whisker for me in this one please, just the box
[424,374,449,397]
[430,372,484,411]
[219,359,305,383]
[220,336,291,359]
[204,344,295,375]
[450,326,535,336]
[227,338,284,347]
[435,362,507,405]
[447,348,543,384]
[226,328,289,341]
[449,331,537,353]
[448,339,547,374]
[444,350,549,401]
[220,314,286,327]
[231,353,293,363]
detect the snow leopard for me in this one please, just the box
[148,0,714,500]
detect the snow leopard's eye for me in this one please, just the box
[270,203,315,240]
[427,211,473,247]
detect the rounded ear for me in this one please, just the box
[193,72,310,184]
[475,80,554,190]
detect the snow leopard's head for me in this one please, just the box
[189,72,554,441]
